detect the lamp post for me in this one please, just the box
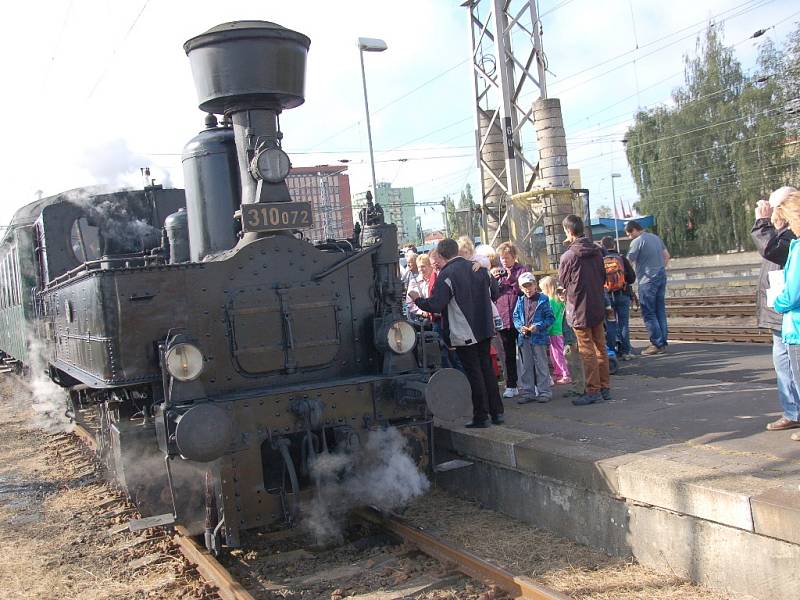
[610,172,622,253]
[357,37,387,202]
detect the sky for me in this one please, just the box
[1,0,798,233]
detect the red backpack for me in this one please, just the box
[603,255,626,292]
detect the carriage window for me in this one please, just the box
[1,259,7,309]
[70,217,101,263]
[11,252,19,306]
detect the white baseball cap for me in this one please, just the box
[768,186,798,208]
[518,272,536,286]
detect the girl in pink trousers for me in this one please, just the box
[539,276,571,384]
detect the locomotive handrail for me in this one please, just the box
[311,241,382,281]
[44,255,164,289]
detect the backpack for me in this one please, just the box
[603,255,626,292]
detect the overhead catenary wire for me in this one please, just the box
[86,0,151,101]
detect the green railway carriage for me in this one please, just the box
[0,195,61,366]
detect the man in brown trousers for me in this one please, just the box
[558,214,610,405]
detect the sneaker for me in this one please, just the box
[619,354,632,361]
[656,345,667,354]
[503,387,518,398]
[465,419,490,428]
[600,388,612,402]
[516,395,537,405]
[571,392,602,406]
[641,345,660,356]
[556,377,572,385]
[491,414,505,425]
[536,395,552,403]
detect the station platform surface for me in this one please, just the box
[434,340,800,600]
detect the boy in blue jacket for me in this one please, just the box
[514,273,555,403]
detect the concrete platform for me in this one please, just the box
[434,341,800,600]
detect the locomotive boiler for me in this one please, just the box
[0,20,468,551]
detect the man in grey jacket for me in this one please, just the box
[751,186,800,432]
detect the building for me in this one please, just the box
[352,182,418,245]
[286,165,353,241]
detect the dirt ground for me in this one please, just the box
[0,370,738,600]
[403,490,735,600]
[0,375,216,600]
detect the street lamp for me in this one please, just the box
[610,173,622,253]
[357,36,388,202]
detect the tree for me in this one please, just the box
[595,205,612,218]
[443,194,456,237]
[625,22,791,256]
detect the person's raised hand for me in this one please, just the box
[756,199,772,220]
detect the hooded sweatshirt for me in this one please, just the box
[558,236,606,329]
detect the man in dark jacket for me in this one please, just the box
[559,215,610,405]
[410,238,504,428]
[751,186,800,432]
[600,236,636,360]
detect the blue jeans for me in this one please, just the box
[638,272,668,348]
[777,334,800,421]
[607,291,632,355]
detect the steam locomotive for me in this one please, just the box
[0,21,467,551]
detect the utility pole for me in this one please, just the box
[465,0,574,269]
[464,0,548,254]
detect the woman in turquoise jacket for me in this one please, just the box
[772,190,800,442]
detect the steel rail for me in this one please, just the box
[70,422,255,599]
[356,508,572,600]
[629,325,770,344]
[663,305,755,318]
[663,294,754,306]
[174,526,257,600]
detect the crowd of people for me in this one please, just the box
[399,190,800,441]
[401,214,671,426]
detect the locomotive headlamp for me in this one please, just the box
[386,321,416,354]
[250,147,291,183]
[165,342,204,381]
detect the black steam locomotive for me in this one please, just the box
[0,21,467,550]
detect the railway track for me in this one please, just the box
[662,304,756,318]
[664,294,754,306]
[69,422,570,600]
[629,325,770,344]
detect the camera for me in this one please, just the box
[498,268,508,277]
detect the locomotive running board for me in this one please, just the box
[128,513,176,532]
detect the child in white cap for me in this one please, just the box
[513,272,554,403]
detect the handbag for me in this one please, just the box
[491,300,503,331]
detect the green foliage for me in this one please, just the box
[625,22,798,256]
[445,183,481,238]
[595,205,613,218]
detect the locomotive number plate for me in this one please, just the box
[241,202,313,232]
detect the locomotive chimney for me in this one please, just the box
[183,21,310,240]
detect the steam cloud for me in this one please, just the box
[302,427,430,543]
[66,188,161,254]
[23,335,73,434]
[79,138,173,190]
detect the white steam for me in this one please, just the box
[302,427,430,542]
[79,138,173,190]
[24,335,72,434]
[66,188,161,254]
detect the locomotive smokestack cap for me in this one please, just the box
[184,21,310,115]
